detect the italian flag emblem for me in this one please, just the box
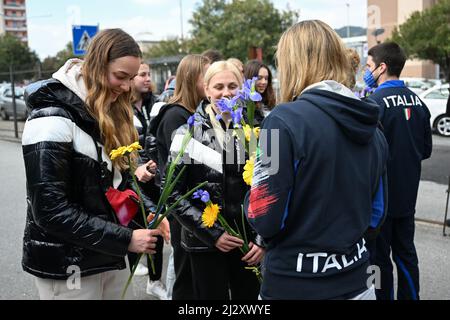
[404,108,411,121]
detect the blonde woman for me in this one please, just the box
[169,61,264,300]
[21,29,162,300]
[245,20,389,300]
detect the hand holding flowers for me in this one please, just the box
[110,115,207,299]
[195,190,263,283]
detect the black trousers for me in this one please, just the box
[170,218,196,300]
[373,215,420,300]
[189,249,260,300]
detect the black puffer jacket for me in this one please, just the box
[21,79,147,280]
[169,103,262,252]
[133,105,148,155]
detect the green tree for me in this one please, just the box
[143,37,189,59]
[189,0,298,65]
[41,42,78,75]
[390,0,450,81]
[0,34,39,82]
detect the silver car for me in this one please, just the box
[0,86,27,120]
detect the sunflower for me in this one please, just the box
[243,156,255,186]
[202,203,220,228]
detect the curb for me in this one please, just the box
[416,217,445,226]
[0,135,21,144]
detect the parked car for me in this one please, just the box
[0,86,27,120]
[401,77,435,95]
[419,83,450,137]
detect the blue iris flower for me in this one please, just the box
[216,96,241,122]
[232,107,243,128]
[193,189,210,204]
[216,96,239,113]
[240,77,262,102]
[187,113,201,128]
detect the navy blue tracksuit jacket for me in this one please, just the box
[245,82,389,300]
[370,80,432,217]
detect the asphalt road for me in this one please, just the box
[422,136,450,185]
[1,137,449,300]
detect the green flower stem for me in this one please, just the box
[122,252,142,299]
[247,101,256,129]
[234,128,250,154]
[217,215,249,254]
[121,252,156,299]
[125,154,155,292]
[227,216,263,285]
[153,181,209,229]
[121,130,201,299]
[241,205,249,247]
[240,206,262,284]
[127,155,148,229]
[157,131,193,210]
[245,266,263,284]
[161,165,187,209]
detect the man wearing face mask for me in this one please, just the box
[365,42,433,300]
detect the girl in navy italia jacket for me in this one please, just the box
[245,20,389,300]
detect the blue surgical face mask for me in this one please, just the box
[363,65,381,88]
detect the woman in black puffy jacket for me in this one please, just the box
[21,29,161,300]
[169,61,265,300]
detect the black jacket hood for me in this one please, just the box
[25,79,100,141]
[300,88,380,145]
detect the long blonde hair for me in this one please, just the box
[82,29,142,170]
[345,48,361,89]
[168,54,210,113]
[276,20,350,103]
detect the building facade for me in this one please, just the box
[0,0,28,44]
[367,0,439,79]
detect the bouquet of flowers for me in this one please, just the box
[110,115,207,299]
[215,77,262,183]
[194,189,263,284]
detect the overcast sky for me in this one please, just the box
[26,0,367,59]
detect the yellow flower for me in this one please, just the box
[202,203,220,228]
[109,146,126,161]
[109,142,142,161]
[244,125,260,142]
[253,127,260,139]
[125,142,142,153]
[243,156,255,186]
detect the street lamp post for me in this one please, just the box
[179,0,184,41]
[346,3,350,38]
[9,64,18,139]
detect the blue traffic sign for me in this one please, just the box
[72,25,99,56]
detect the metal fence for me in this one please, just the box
[0,65,57,138]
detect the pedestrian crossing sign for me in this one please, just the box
[72,25,99,56]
